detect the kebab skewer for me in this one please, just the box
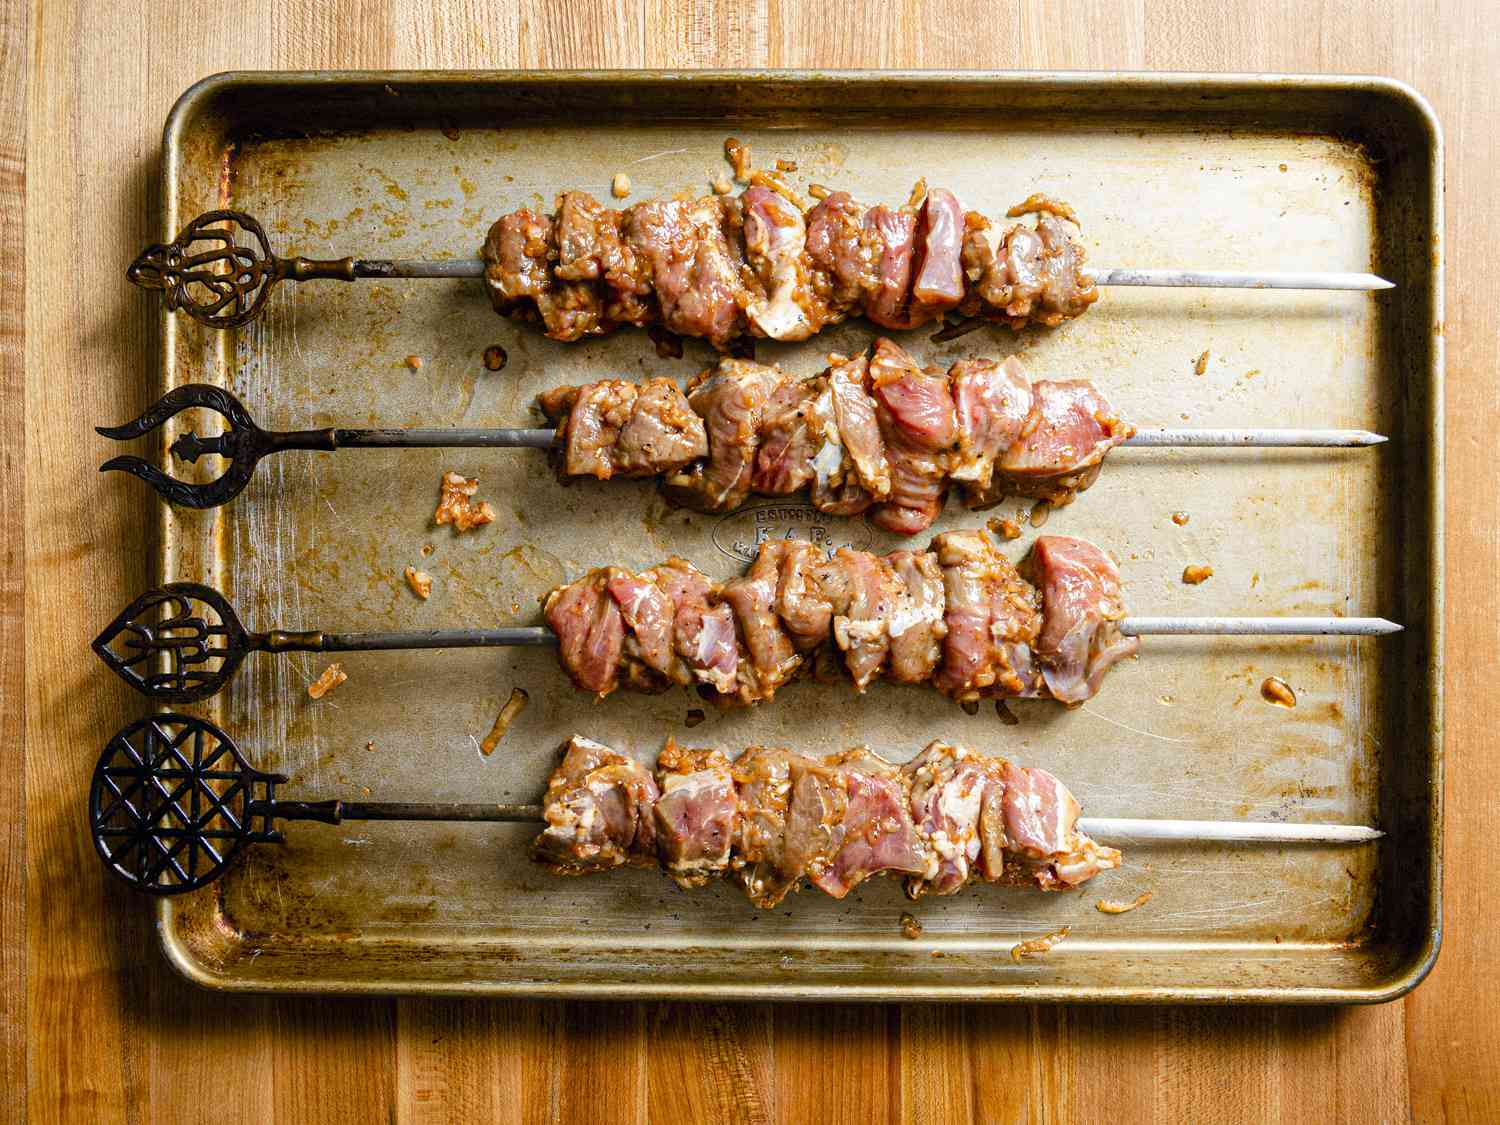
[127,183,1393,335]
[95,533,1401,708]
[90,714,1383,900]
[97,337,1386,515]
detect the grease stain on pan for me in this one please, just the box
[712,503,874,563]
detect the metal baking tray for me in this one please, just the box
[147,70,1442,1001]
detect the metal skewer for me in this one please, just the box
[90,713,1384,896]
[126,209,1396,332]
[93,581,1403,706]
[97,384,1390,510]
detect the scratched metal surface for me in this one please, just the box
[152,73,1441,1001]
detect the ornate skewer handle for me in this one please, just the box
[126,210,361,330]
[97,384,560,508]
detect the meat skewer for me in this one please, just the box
[127,186,1393,334]
[95,534,1402,706]
[90,712,1383,898]
[97,341,1387,512]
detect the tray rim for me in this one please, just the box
[148,67,1445,1004]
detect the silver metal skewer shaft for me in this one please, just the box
[1121,616,1402,637]
[1076,818,1383,844]
[369,259,1398,292]
[1123,428,1388,448]
[388,804,1382,845]
[1085,267,1394,292]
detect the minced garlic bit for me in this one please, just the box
[1194,349,1210,376]
[1182,564,1213,585]
[906,177,928,208]
[1010,926,1070,963]
[988,516,1023,541]
[724,136,752,181]
[611,172,631,199]
[404,354,423,370]
[775,158,798,173]
[1097,891,1153,915]
[420,543,434,557]
[1006,193,1080,226]
[1260,676,1297,708]
[434,470,497,533]
[404,566,433,600]
[365,740,376,752]
[711,172,734,195]
[900,912,923,940]
[479,687,530,755]
[307,663,347,700]
[808,183,832,200]
[1171,511,1190,526]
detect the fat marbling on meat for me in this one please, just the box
[1020,535,1140,704]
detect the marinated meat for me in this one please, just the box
[533,736,660,872]
[654,741,738,888]
[884,549,947,685]
[931,530,1042,703]
[797,750,929,898]
[622,195,757,349]
[644,558,738,694]
[868,338,958,535]
[773,540,838,653]
[814,352,887,511]
[552,190,654,326]
[535,344,1133,535]
[1020,535,1139,704]
[543,571,625,697]
[742,184,821,340]
[482,208,607,341]
[910,188,967,313]
[539,378,707,480]
[905,742,996,897]
[543,532,1131,711]
[719,540,802,703]
[958,204,1099,329]
[991,379,1133,506]
[730,745,806,907]
[949,356,1032,495]
[751,375,822,495]
[862,205,920,329]
[482,184,1096,347]
[663,360,782,512]
[534,736,1122,900]
[997,761,1121,888]
[803,189,880,311]
[827,548,901,691]
[606,568,683,689]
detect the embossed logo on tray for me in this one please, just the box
[712,504,874,564]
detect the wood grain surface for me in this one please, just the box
[11,1,1494,1122]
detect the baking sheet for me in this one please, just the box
[150,71,1442,1001]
